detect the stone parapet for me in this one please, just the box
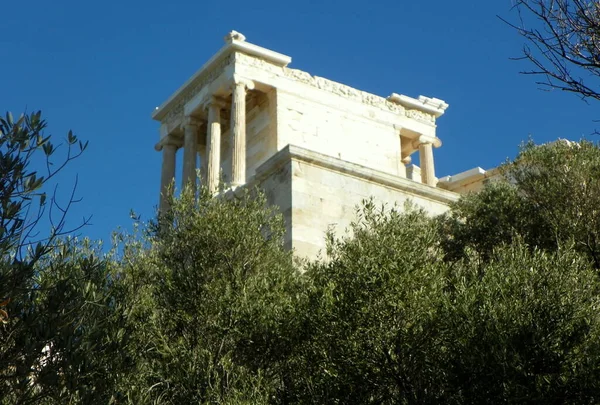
[252,145,458,205]
[249,145,458,259]
[438,167,501,194]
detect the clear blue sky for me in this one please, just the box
[1,0,596,243]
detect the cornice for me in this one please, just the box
[387,93,449,118]
[152,32,290,122]
[253,145,459,204]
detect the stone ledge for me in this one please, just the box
[387,93,449,118]
[253,145,459,205]
[438,166,500,192]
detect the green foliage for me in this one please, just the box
[4,113,599,405]
[438,139,600,268]
[444,242,600,404]
[288,201,451,404]
[0,111,117,404]
[0,111,87,261]
[113,187,304,404]
[1,239,124,405]
[437,181,552,263]
[510,140,600,267]
[286,201,600,403]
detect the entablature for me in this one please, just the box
[153,31,449,142]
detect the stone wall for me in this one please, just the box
[254,145,458,260]
[255,157,293,251]
[275,90,402,176]
[438,168,502,195]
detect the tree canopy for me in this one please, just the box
[439,139,600,270]
[2,112,600,403]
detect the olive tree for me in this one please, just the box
[113,187,305,404]
[0,111,122,404]
[286,200,600,403]
[438,139,600,269]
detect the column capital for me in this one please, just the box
[201,96,227,112]
[401,155,412,165]
[154,134,182,151]
[412,134,442,149]
[231,74,255,91]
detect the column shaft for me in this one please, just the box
[159,143,177,213]
[207,102,222,194]
[198,143,207,186]
[230,82,247,187]
[419,142,436,186]
[182,119,199,192]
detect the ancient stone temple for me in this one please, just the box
[152,31,492,259]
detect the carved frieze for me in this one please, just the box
[285,69,406,114]
[165,110,183,130]
[236,53,406,115]
[234,53,437,125]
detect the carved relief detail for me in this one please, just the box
[165,110,184,130]
[236,53,407,115]
[285,68,406,114]
[163,54,234,126]
[235,53,283,75]
[405,109,436,124]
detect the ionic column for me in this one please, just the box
[198,143,207,186]
[230,77,254,187]
[205,97,226,194]
[158,137,179,213]
[412,134,441,186]
[419,142,435,186]
[412,135,441,186]
[182,116,200,192]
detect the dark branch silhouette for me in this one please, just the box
[503,0,600,102]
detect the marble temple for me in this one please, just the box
[152,31,494,258]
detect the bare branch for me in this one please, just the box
[506,0,600,105]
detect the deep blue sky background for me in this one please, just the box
[2,0,597,243]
